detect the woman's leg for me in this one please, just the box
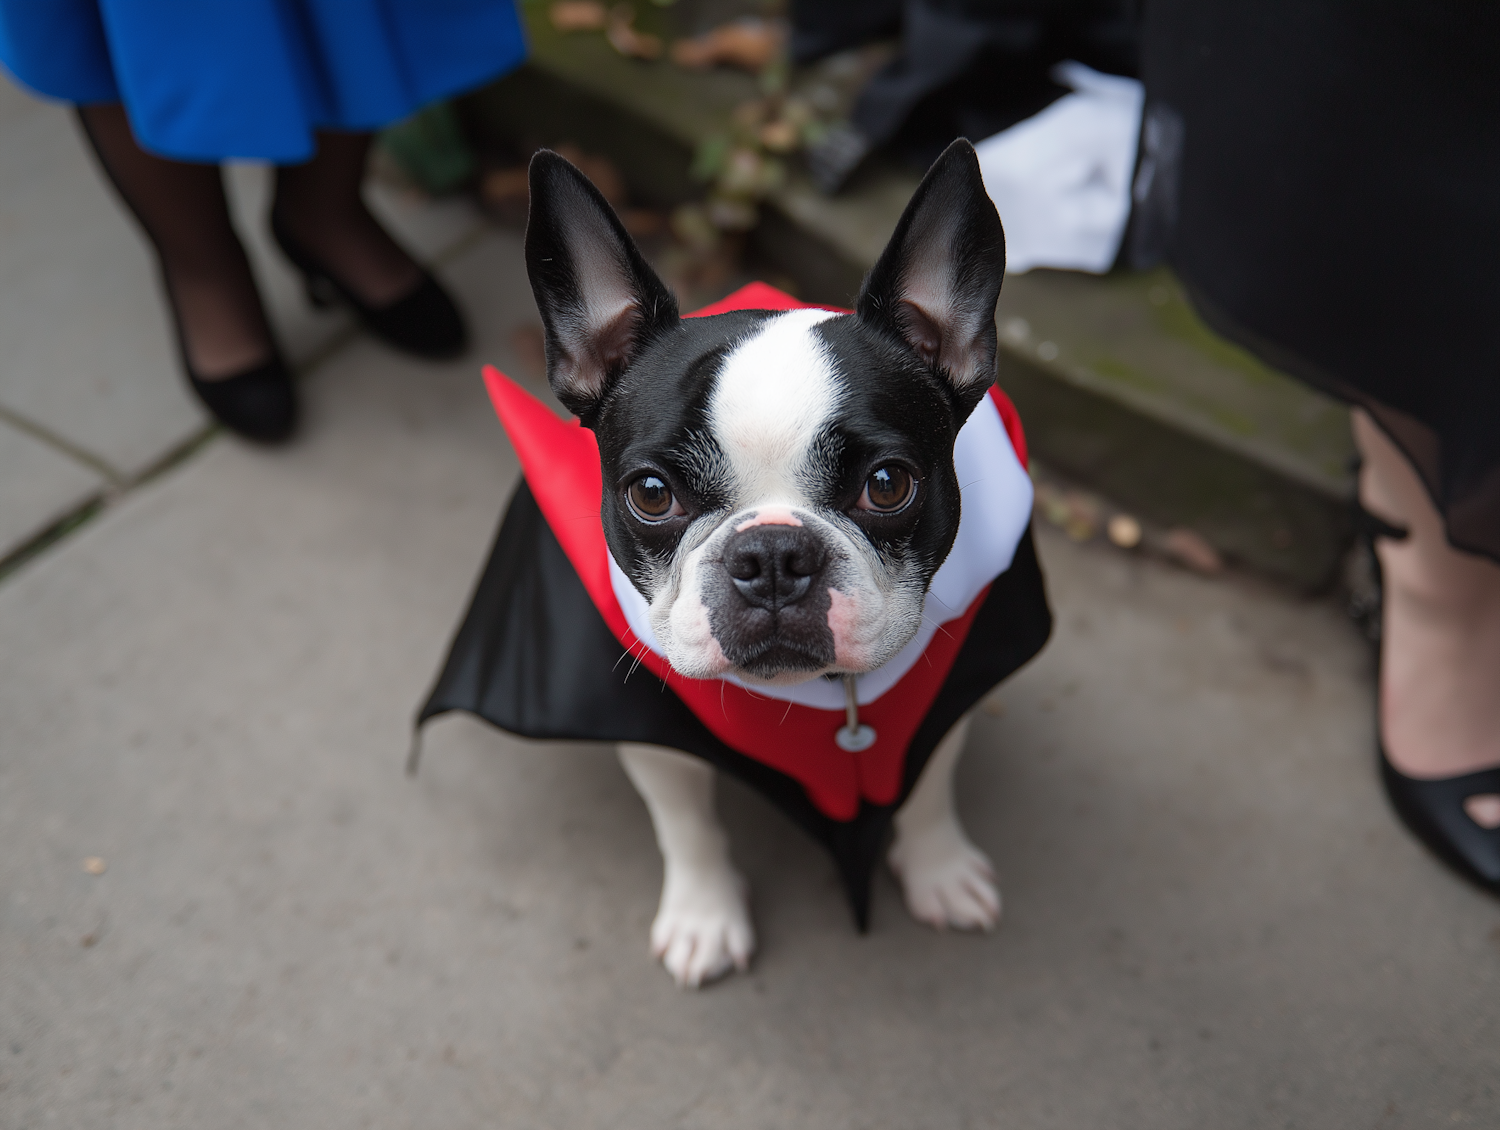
[75,104,276,380]
[1356,409,1500,828]
[271,131,421,307]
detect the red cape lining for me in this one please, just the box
[483,283,1027,820]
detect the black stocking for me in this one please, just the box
[273,131,421,308]
[76,104,275,380]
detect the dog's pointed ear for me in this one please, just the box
[856,139,1006,416]
[525,149,679,421]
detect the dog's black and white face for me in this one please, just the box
[524,141,1006,685]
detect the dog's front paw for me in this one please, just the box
[888,820,1001,932]
[651,866,755,988]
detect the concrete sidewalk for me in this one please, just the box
[2,79,1497,1129]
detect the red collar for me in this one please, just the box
[482,284,1026,820]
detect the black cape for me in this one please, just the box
[417,481,1051,928]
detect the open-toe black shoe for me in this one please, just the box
[1379,752,1500,894]
[271,213,468,360]
[187,360,297,444]
[1357,502,1500,896]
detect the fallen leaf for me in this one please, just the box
[1164,528,1224,574]
[758,119,800,153]
[670,19,785,72]
[607,5,663,60]
[550,0,607,31]
[1107,514,1143,549]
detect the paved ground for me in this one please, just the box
[0,75,484,565]
[2,78,1498,1129]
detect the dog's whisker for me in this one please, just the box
[625,645,647,681]
[616,637,651,682]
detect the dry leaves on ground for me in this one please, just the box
[607,4,662,60]
[1163,527,1225,575]
[670,19,785,72]
[1107,513,1143,549]
[550,0,607,32]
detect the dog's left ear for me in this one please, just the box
[525,149,680,422]
[856,139,1006,418]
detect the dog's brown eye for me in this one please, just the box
[627,475,681,522]
[859,466,915,513]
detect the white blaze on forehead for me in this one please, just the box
[708,309,842,503]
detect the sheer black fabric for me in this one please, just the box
[272,131,423,309]
[77,105,276,379]
[1139,1,1500,562]
[76,110,420,376]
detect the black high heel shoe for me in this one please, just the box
[1358,505,1500,895]
[270,212,468,360]
[1379,755,1500,892]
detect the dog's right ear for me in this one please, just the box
[525,150,679,421]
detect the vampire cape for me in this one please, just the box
[416,283,1052,928]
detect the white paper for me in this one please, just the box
[975,61,1144,275]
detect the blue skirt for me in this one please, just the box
[0,0,527,162]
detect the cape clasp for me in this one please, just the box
[835,674,877,751]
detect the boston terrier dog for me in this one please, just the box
[523,139,1020,987]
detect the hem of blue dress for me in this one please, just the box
[146,44,527,164]
[1,43,527,165]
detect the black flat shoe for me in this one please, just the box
[1379,749,1500,894]
[270,213,468,360]
[188,359,297,444]
[157,268,297,444]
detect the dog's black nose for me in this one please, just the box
[722,525,827,611]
